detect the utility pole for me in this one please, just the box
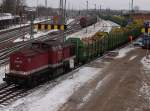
[59,0,64,16]
[37,0,39,18]
[94,4,96,28]
[86,0,88,33]
[86,1,88,14]
[29,11,35,40]
[45,0,48,19]
[63,0,67,42]
[64,0,67,23]
[99,5,102,22]
[129,0,130,12]
[131,0,134,12]
[100,5,102,13]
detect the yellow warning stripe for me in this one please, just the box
[141,28,150,33]
[34,24,67,31]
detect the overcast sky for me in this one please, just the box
[26,0,150,10]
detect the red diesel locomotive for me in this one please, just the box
[4,40,75,87]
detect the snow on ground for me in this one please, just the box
[77,73,112,109]
[129,55,138,61]
[115,45,135,58]
[27,19,49,24]
[102,20,120,33]
[67,19,74,25]
[140,55,150,104]
[141,55,150,75]
[14,29,58,42]
[2,67,102,111]
[0,64,9,84]
[0,24,28,33]
[141,55,150,69]
[140,82,150,102]
[0,13,14,21]
[106,20,120,28]
[66,20,115,40]
[95,74,112,90]
[0,19,48,33]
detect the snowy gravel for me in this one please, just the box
[141,55,150,69]
[140,55,150,105]
[140,82,150,102]
[14,30,58,42]
[0,65,9,84]
[67,19,75,25]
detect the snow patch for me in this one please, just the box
[116,46,135,58]
[95,74,112,90]
[67,20,115,40]
[77,90,94,109]
[129,55,137,61]
[141,56,150,69]
[0,64,9,84]
[67,19,74,25]
[3,67,101,111]
[140,82,150,102]
[0,19,48,33]
[14,30,58,42]
[78,73,112,109]
[82,90,93,103]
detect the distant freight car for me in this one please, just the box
[4,40,75,87]
[80,16,97,28]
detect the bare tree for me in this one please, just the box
[1,0,16,14]
[16,0,26,14]
[1,0,26,15]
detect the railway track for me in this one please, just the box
[0,28,29,44]
[0,84,28,106]
[0,19,50,49]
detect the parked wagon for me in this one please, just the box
[79,16,97,28]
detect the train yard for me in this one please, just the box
[0,10,149,111]
[0,17,121,107]
[0,42,149,111]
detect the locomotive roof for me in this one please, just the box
[44,40,62,46]
[32,40,72,47]
[14,48,47,57]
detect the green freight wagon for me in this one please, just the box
[66,32,108,64]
